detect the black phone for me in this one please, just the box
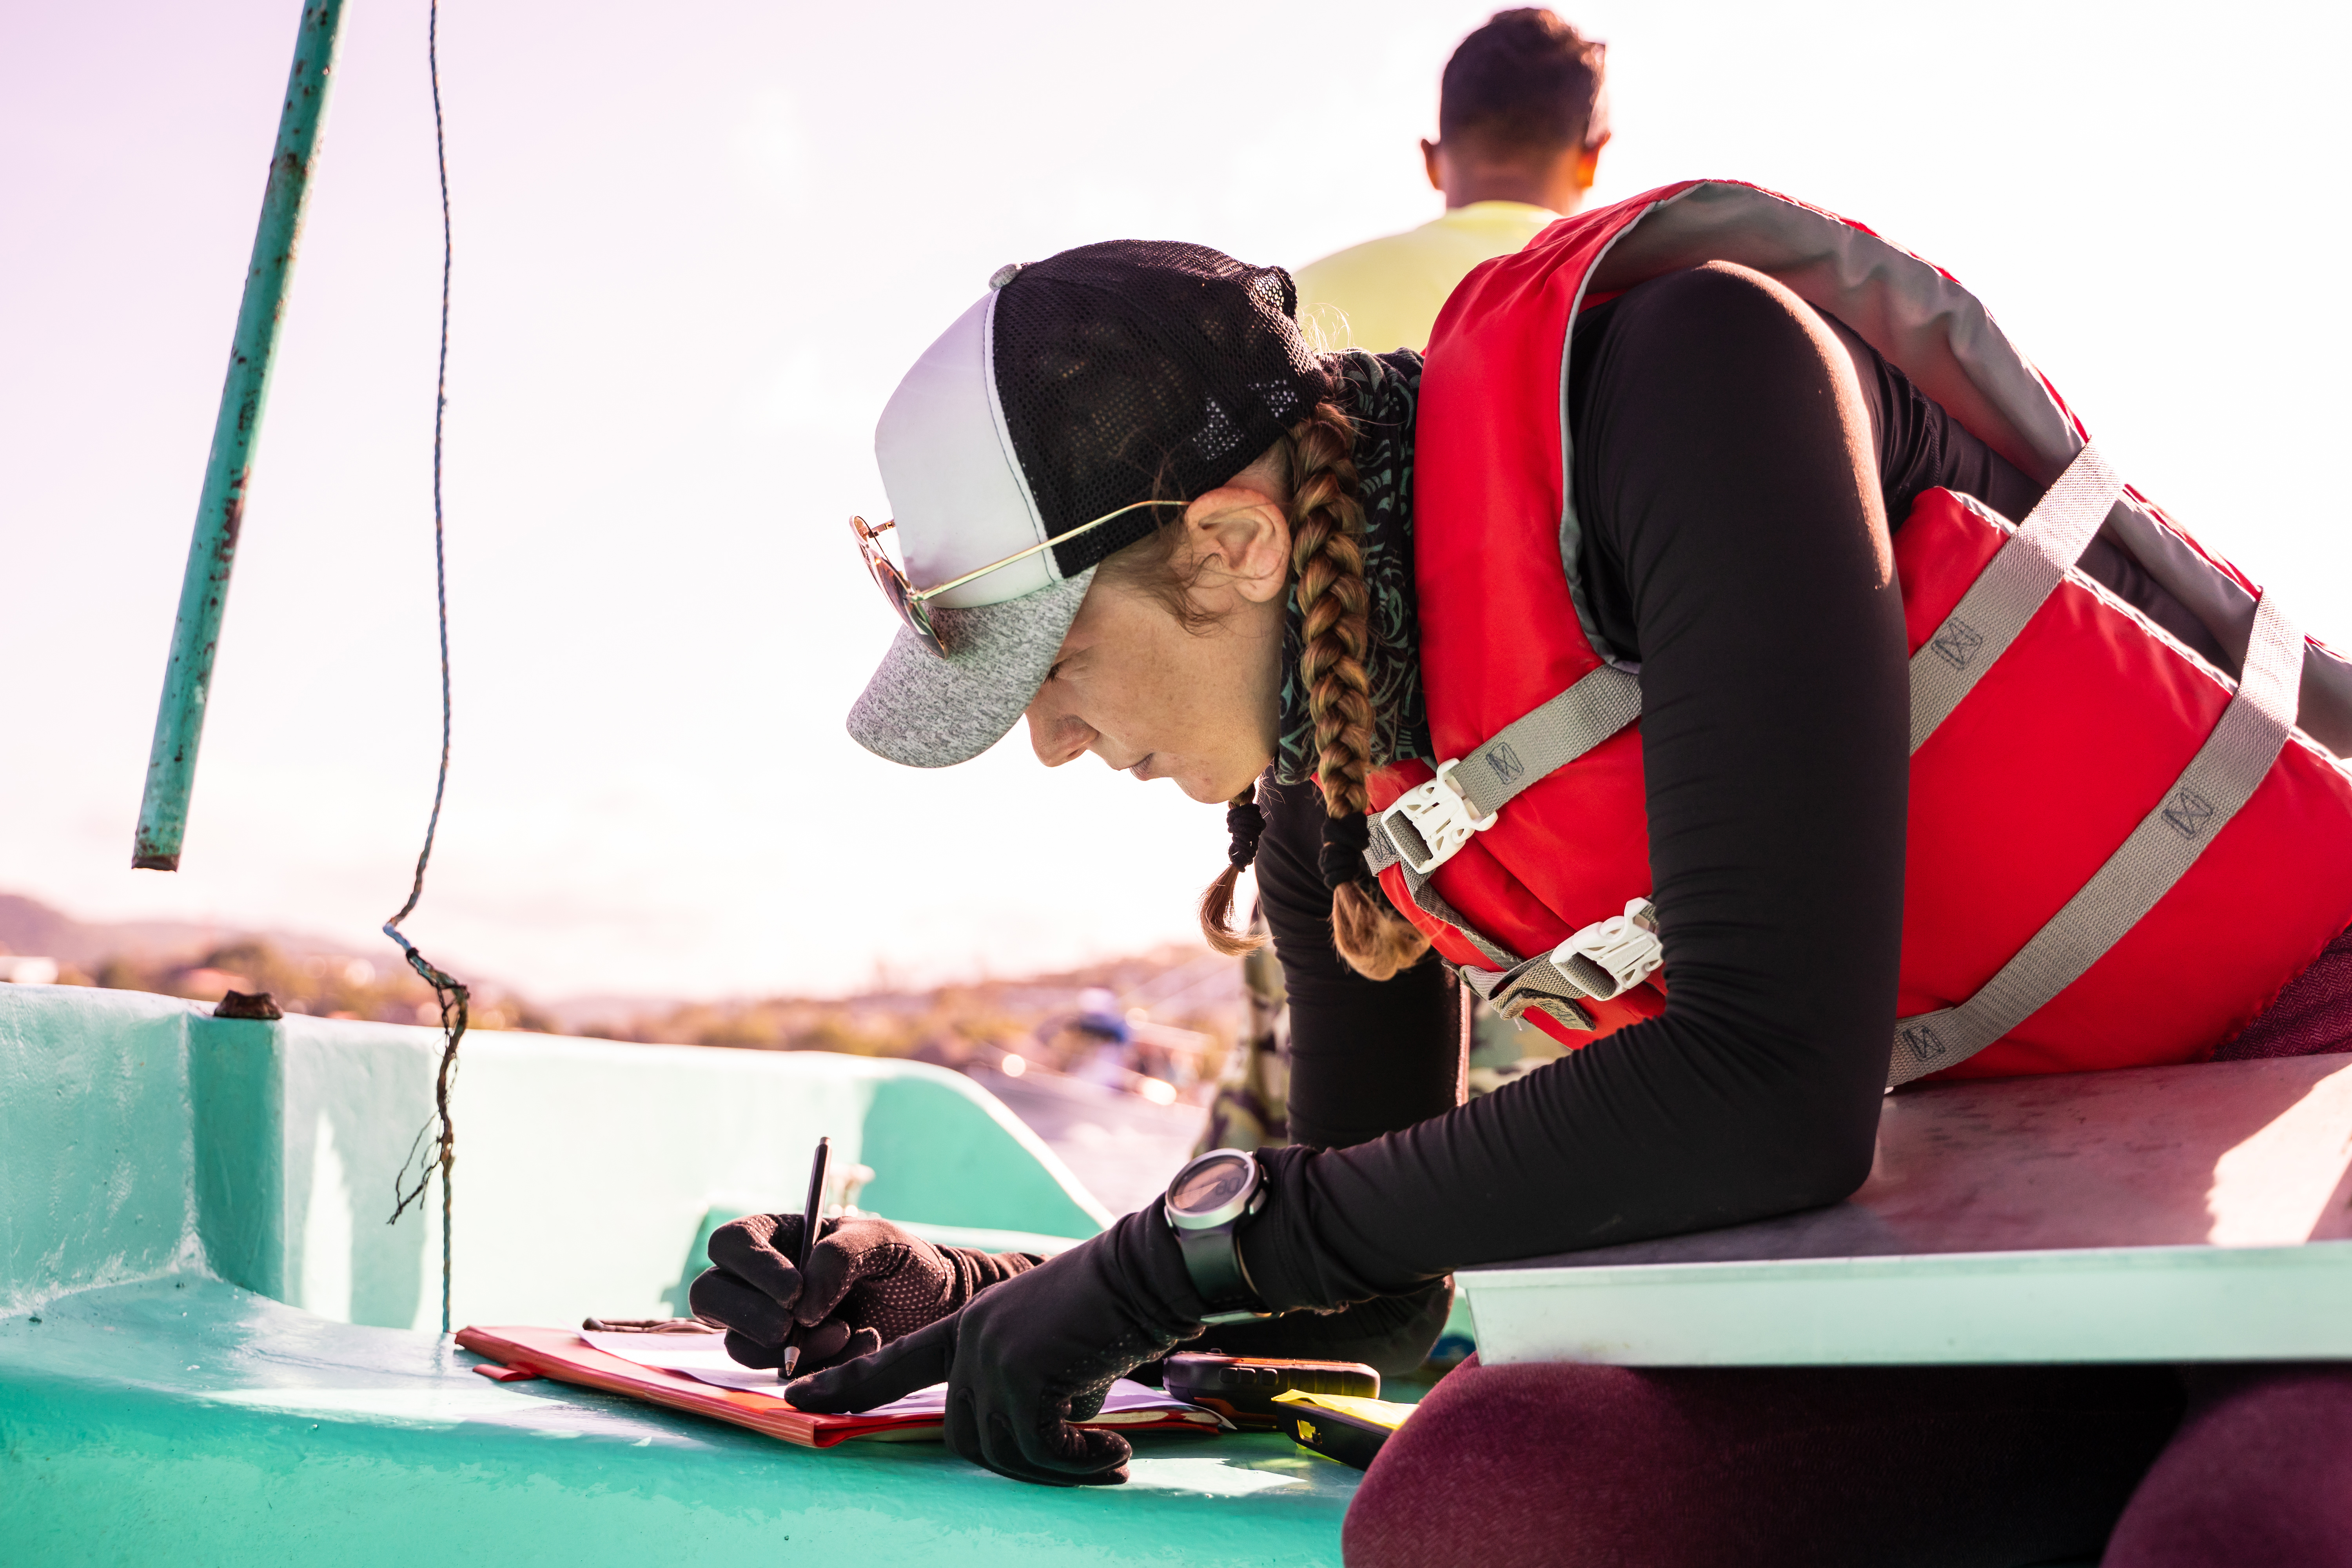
[1161,1353,1380,1430]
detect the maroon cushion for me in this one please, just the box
[2215,925,2352,1060]
[2103,1364,2352,1568]
[1343,1357,2179,1568]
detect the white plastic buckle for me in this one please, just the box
[1550,898,1663,1001]
[1379,759,1499,876]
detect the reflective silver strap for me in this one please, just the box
[1909,444,2122,755]
[1448,664,1644,818]
[1887,588,2304,1087]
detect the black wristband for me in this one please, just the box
[1170,1220,1263,1319]
[1162,1149,1272,1325]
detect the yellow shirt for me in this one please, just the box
[1292,201,1564,354]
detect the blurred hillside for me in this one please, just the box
[0,892,552,1030]
[0,891,343,974]
[0,891,1241,1078]
[573,945,1241,1088]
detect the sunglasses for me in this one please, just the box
[851,499,1187,653]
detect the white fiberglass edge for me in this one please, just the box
[1459,1239,2352,1367]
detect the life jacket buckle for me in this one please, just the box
[1379,759,1499,876]
[1549,898,1664,1001]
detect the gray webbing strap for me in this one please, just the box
[1361,664,1644,1031]
[1372,663,1644,877]
[1460,967,1595,1033]
[1909,443,2122,755]
[1457,964,1592,1032]
[1448,664,1643,817]
[1369,814,1603,1030]
[1362,663,1642,983]
[1462,899,1661,1031]
[1887,588,2304,1087]
[1365,813,1519,971]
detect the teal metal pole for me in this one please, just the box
[133,0,347,871]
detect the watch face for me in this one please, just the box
[1170,1153,1252,1216]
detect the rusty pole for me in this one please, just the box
[133,0,347,871]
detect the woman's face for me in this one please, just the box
[1022,475,1293,804]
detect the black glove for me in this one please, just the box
[787,1206,1211,1486]
[687,1213,1040,1377]
[1176,1276,1452,1378]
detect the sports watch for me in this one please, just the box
[1162,1147,1273,1325]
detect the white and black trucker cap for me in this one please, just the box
[847,240,1326,768]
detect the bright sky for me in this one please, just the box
[5,1,2347,1003]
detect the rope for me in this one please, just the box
[385,0,469,1341]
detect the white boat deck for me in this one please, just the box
[1460,1052,2352,1365]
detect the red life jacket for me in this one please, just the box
[1365,180,2352,1083]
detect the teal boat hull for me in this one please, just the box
[0,986,1363,1563]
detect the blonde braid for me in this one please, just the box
[1174,401,1429,977]
[1286,404,1431,982]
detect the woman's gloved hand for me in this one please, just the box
[687,1213,1041,1376]
[787,1206,1212,1486]
[1180,1275,1452,1378]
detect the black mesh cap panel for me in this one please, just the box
[989,241,1330,577]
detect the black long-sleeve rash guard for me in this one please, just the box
[1236,261,2223,1314]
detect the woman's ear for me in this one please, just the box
[1181,487,1292,605]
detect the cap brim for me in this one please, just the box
[846,568,1093,768]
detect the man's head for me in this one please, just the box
[1421,9,1610,214]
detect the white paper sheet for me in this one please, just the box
[577,1329,1190,1419]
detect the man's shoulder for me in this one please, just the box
[1293,221,1454,290]
[1296,206,1561,296]
[1291,221,1468,352]
[1435,201,1564,243]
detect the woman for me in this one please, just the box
[691,183,2352,1564]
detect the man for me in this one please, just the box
[1294,9,1609,353]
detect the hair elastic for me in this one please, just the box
[1226,791,1266,871]
[1317,810,1372,892]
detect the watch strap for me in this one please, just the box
[1170,1212,1256,1312]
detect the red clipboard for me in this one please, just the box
[455,1325,1225,1449]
